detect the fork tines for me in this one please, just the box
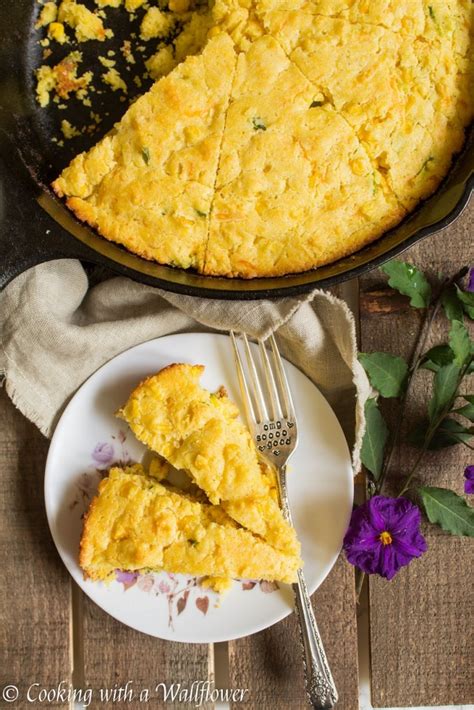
[230,331,296,426]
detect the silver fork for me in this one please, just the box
[230,331,338,709]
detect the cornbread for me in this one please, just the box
[80,465,301,584]
[118,364,298,555]
[258,5,472,212]
[36,51,93,107]
[57,0,112,42]
[52,34,237,271]
[35,2,58,29]
[52,0,473,277]
[204,35,405,277]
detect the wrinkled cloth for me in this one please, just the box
[0,260,370,472]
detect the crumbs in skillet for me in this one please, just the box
[34,0,212,139]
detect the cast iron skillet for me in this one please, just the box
[0,0,472,298]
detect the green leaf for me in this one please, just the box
[428,362,461,424]
[419,487,474,537]
[448,320,471,366]
[453,402,474,422]
[455,286,474,319]
[358,352,408,398]
[420,344,454,372]
[408,417,472,449]
[141,146,150,164]
[441,285,464,322]
[361,398,389,479]
[381,260,431,308]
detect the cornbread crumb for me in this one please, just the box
[101,66,127,92]
[202,576,233,593]
[48,21,68,43]
[140,7,176,41]
[125,0,145,11]
[35,1,58,28]
[36,51,92,107]
[58,0,112,42]
[121,39,136,63]
[61,118,81,138]
[145,45,176,80]
[173,10,213,62]
[98,55,115,67]
[169,0,192,12]
[95,0,122,7]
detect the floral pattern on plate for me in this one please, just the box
[71,430,279,628]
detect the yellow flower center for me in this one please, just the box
[379,531,393,546]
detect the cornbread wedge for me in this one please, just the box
[52,33,237,271]
[260,8,472,211]
[118,363,299,555]
[80,465,301,584]
[204,35,404,277]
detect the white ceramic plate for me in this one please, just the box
[45,332,353,643]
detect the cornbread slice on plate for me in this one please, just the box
[204,35,404,278]
[118,363,299,555]
[52,33,237,271]
[80,465,301,585]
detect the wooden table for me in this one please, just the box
[1,201,472,709]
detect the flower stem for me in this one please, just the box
[375,267,468,496]
[398,358,472,496]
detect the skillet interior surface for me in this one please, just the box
[0,0,473,298]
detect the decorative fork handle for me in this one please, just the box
[279,467,338,709]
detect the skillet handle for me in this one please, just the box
[0,129,97,291]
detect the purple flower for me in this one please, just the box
[343,496,427,580]
[464,466,474,494]
[92,442,114,466]
[467,267,474,293]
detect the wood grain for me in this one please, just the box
[228,555,359,710]
[360,199,474,707]
[82,593,213,709]
[0,389,71,707]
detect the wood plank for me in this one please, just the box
[359,200,474,707]
[82,593,213,709]
[0,390,72,707]
[229,555,359,709]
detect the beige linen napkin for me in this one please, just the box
[0,260,370,472]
